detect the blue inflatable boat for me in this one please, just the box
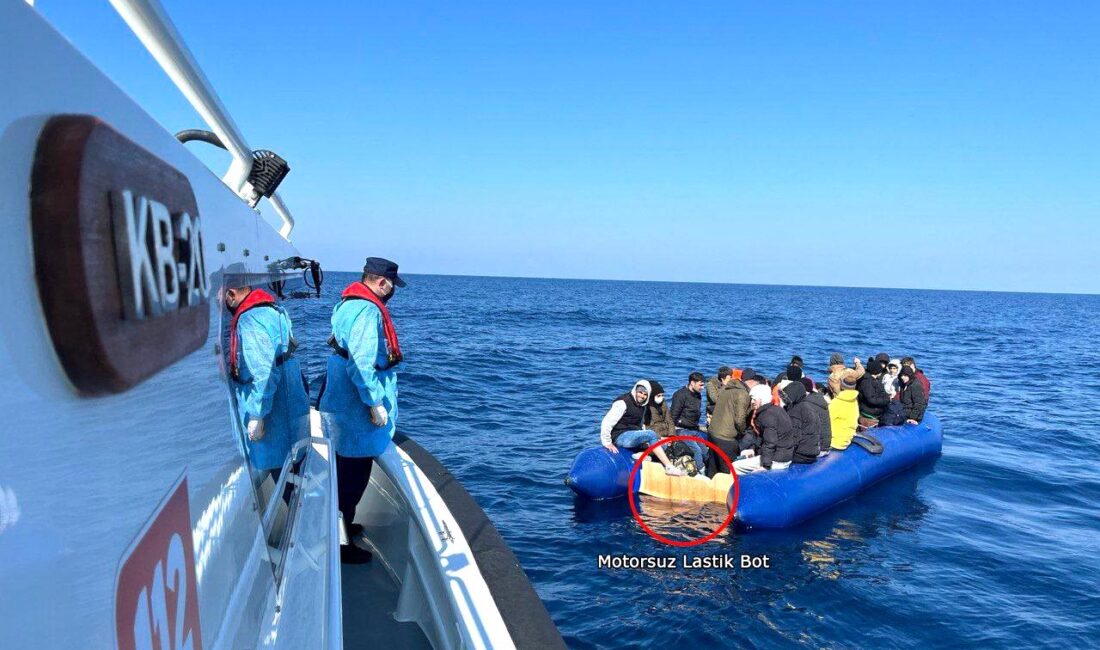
[565,414,943,529]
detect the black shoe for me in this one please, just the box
[341,544,373,564]
[347,523,365,538]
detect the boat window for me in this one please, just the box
[216,271,321,580]
[217,274,310,557]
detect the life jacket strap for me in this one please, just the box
[327,334,400,371]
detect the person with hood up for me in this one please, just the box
[319,257,407,564]
[829,372,860,449]
[883,359,901,399]
[857,359,892,428]
[225,283,310,478]
[600,380,685,476]
[646,381,677,438]
[901,356,932,398]
[827,353,864,397]
[898,366,928,424]
[800,377,833,455]
[779,380,820,464]
[706,369,752,476]
[733,384,795,475]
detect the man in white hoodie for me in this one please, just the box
[601,380,686,476]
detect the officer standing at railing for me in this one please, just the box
[319,257,405,564]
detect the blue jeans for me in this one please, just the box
[614,430,661,451]
[676,428,708,470]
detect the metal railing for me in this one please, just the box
[91,0,297,239]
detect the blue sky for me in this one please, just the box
[40,1,1100,293]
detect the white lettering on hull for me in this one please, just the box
[113,189,208,320]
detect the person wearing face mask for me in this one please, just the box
[600,380,686,476]
[319,257,407,564]
[649,380,705,474]
[225,283,309,480]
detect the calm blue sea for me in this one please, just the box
[290,272,1100,648]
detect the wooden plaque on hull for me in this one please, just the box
[31,115,210,396]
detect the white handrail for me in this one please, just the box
[270,192,296,240]
[105,0,296,239]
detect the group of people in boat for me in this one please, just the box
[599,353,931,478]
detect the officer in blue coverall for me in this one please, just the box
[319,257,405,564]
[225,285,310,481]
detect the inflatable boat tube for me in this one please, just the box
[728,413,943,529]
[565,414,942,528]
[565,446,641,500]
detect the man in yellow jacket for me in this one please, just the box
[828,372,860,450]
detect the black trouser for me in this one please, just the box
[705,437,741,478]
[336,454,375,527]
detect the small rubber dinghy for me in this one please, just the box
[565,414,943,529]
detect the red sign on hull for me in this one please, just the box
[115,476,203,650]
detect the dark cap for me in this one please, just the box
[786,364,803,381]
[364,257,406,287]
[649,380,665,395]
[740,367,756,382]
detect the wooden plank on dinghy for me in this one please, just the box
[638,462,733,504]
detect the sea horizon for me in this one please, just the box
[331,269,1100,298]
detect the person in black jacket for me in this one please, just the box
[780,381,819,464]
[670,372,705,432]
[733,385,795,475]
[800,377,833,456]
[670,372,709,474]
[898,366,928,424]
[857,359,891,428]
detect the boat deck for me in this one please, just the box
[341,543,431,649]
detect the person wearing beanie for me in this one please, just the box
[828,371,861,449]
[857,359,891,428]
[779,380,820,464]
[600,380,685,476]
[773,356,804,385]
[706,368,752,477]
[801,377,833,454]
[733,384,795,475]
[898,366,928,424]
[827,354,864,397]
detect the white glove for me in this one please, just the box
[369,404,389,427]
[247,418,266,442]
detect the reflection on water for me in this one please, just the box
[636,499,732,544]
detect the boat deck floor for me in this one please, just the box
[340,540,431,649]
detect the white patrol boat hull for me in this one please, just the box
[0,2,562,648]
